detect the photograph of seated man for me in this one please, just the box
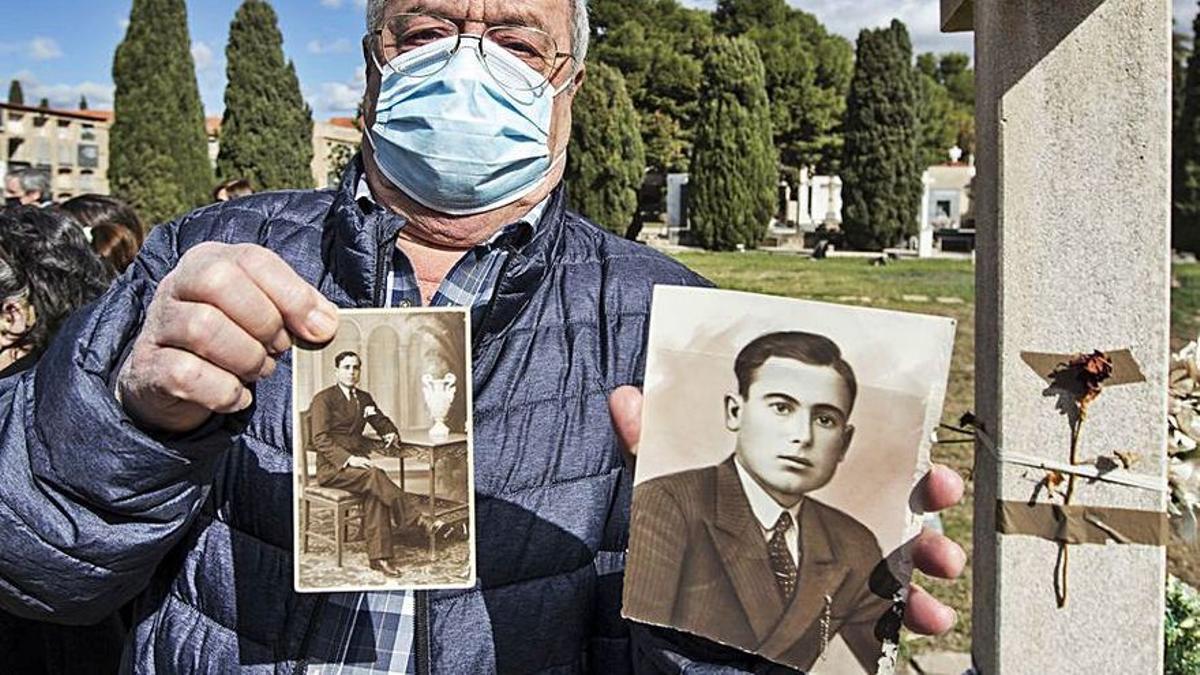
[309,350,417,578]
[626,331,897,672]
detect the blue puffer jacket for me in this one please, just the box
[0,160,708,673]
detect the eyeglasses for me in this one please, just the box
[366,13,575,92]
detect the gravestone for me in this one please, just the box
[943,0,1170,672]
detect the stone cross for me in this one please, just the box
[942,0,1170,672]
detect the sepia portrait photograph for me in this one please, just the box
[292,308,475,593]
[624,287,956,674]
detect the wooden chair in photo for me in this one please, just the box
[297,409,364,568]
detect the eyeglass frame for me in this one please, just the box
[363,12,579,92]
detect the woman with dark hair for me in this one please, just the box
[0,207,121,673]
[60,194,145,274]
[0,207,113,376]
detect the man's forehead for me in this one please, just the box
[751,357,852,405]
[388,0,570,34]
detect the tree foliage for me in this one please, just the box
[915,52,975,167]
[565,62,646,234]
[689,37,777,251]
[1177,7,1200,254]
[110,0,213,226]
[216,0,314,190]
[714,0,853,175]
[589,0,712,175]
[7,80,23,106]
[841,20,922,251]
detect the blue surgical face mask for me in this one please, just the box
[367,36,571,216]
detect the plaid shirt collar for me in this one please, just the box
[356,176,549,318]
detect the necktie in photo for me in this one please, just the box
[768,511,798,600]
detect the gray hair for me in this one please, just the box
[5,168,51,199]
[366,0,590,64]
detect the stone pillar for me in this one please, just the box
[945,0,1170,672]
[798,166,812,226]
[919,170,935,258]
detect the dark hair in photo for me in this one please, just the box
[0,206,113,356]
[334,351,360,368]
[60,194,145,274]
[734,331,858,410]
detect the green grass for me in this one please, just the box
[669,251,1198,656]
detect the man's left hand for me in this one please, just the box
[608,385,967,637]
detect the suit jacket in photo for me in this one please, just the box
[307,384,399,481]
[625,455,898,673]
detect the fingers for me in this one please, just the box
[912,528,967,580]
[119,243,339,434]
[903,583,957,635]
[153,301,276,382]
[914,464,965,513]
[608,386,643,457]
[170,243,338,349]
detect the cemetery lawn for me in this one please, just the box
[672,251,1200,656]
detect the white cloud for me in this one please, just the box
[676,0,972,55]
[0,38,65,61]
[28,37,62,61]
[307,38,353,55]
[6,71,114,109]
[191,41,216,72]
[118,16,130,31]
[305,67,366,117]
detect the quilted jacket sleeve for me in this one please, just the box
[0,214,237,626]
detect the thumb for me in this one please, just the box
[608,385,643,457]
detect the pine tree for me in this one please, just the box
[689,36,777,251]
[79,95,89,110]
[216,0,314,190]
[841,20,922,251]
[110,0,214,226]
[38,97,49,109]
[565,62,645,234]
[7,80,23,106]
[1177,5,1200,253]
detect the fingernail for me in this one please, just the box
[307,305,338,337]
[269,329,292,356]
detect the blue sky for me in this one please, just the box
[1,0,1194,120]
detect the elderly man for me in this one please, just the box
[3,168,53,208]
[0,1,965,672]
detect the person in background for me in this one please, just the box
[0,206,120,674]
[212,177,254,203]
[61,194,146,274]
[4,168,54,208]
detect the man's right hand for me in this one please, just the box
[345,456,374,470]
[117,243,339,434]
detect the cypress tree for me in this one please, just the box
[1176,5,1200,253]
[38,97,49,109]
[7,80,23,106]
[216,0,314,190]
[841,20,922,251]
[79,95,89,110]
[110,0,213,226]
[689,36,777,251]
[565,62,645,234]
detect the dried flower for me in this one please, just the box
[1068,350,1114,413]
[1169,337,1200,546]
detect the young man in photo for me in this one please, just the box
[627,331,895,672]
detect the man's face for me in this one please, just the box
[4,177,35,206]
[361,0,582,202]
[725,357,856,507]
[335,356,362,388]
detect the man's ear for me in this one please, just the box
[724,393,743,432]
[569,62,587,95]
[0,298,29,339]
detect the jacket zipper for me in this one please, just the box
[472,245,518,349]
